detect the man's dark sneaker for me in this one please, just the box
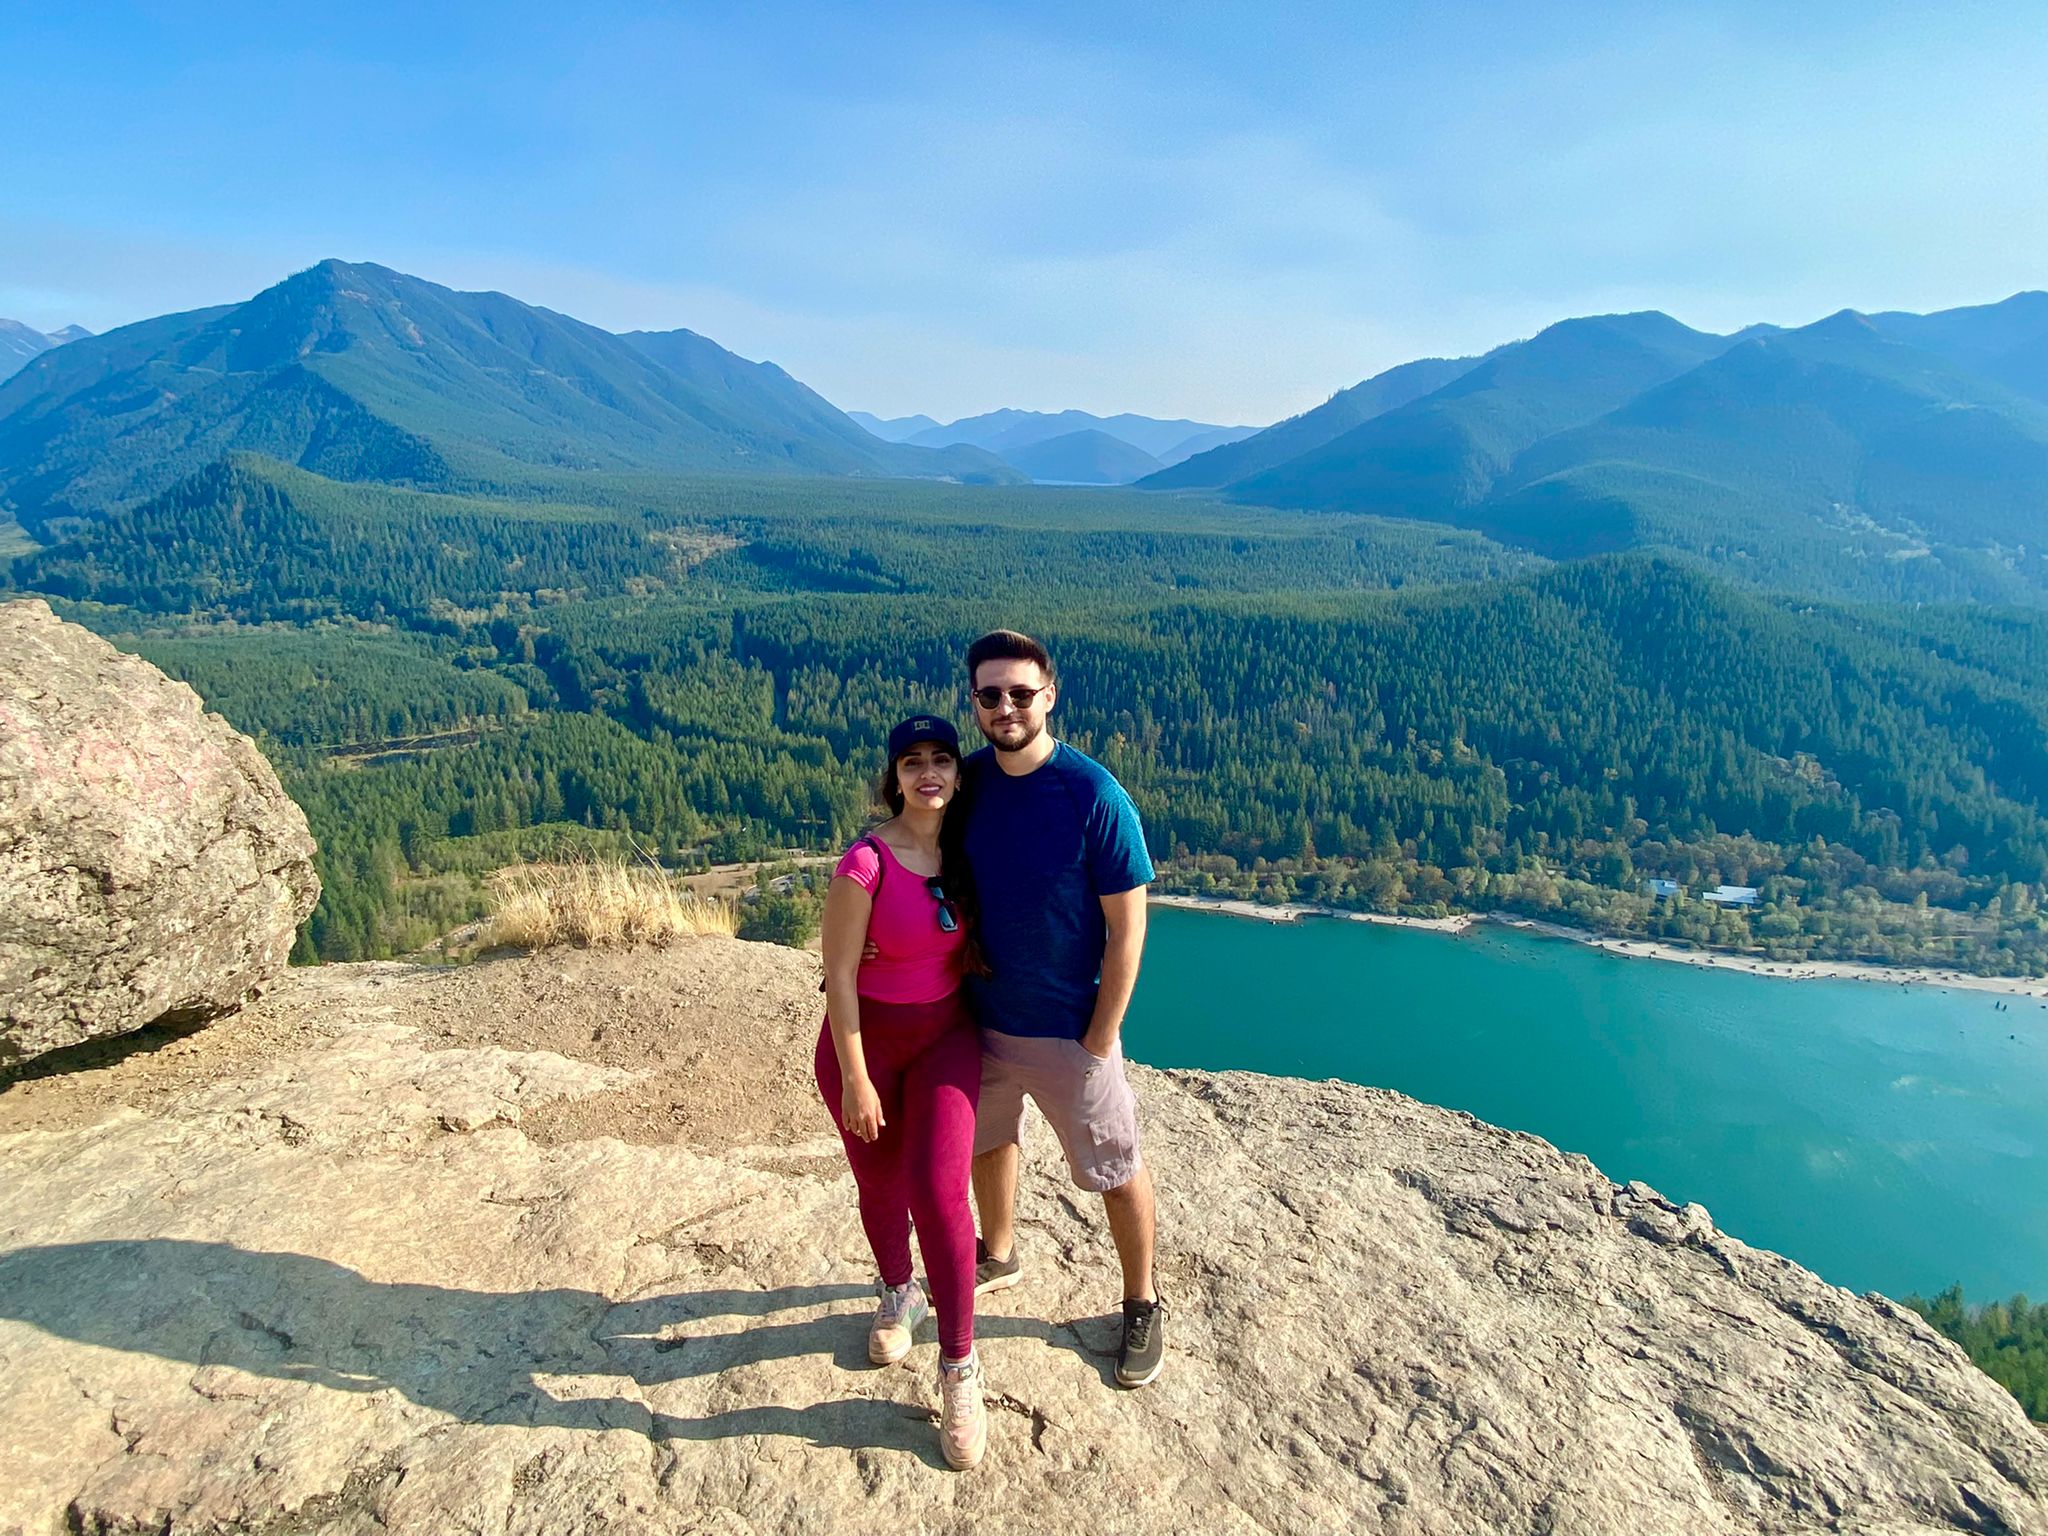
[1116,1297,1165,1388]
[973,1237,1022,1296]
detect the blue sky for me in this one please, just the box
[3,2,2044,423]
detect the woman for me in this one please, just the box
[816,712,987,1470]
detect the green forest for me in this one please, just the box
[10,455,2048,981]
[1906,1288,2048,1422]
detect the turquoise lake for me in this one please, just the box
[1124,907,2048,1303]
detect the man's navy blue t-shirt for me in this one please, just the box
[962,740,1155,1039]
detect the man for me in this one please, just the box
[958,628,1164,1388]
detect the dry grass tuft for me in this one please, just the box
[482,858,738,950]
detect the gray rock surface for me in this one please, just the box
[0,940,2043,1535]
[0,598,319,1062]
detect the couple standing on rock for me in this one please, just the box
[814,628,1163,1470]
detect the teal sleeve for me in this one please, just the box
[1087,779,1155,895]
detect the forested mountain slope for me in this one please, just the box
[1187,297,2048,604]
[1000,428,1164,484]
[266,550,2048,968]
[0,260,1015,533]
[1230,313,1731,513]
[610,326,999,483]
[1473,313,2048,565]
[1140,355,1478,490]
[1868,291,2048,403]
[11,457,1536,623]
[13,448,2042,977]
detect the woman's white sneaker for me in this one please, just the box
[937,1352,988,1469]
[868,1278,929,1365]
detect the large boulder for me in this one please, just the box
[0,598,319,1063]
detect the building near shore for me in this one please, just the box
[1704,884,1760,907]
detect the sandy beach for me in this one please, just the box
[1149,893,1474,933]
[1150,893,2048,998]
[1487,916,2048,1000]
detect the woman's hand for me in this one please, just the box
[843,1074,886,1142]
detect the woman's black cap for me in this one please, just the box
[887,714,960,760]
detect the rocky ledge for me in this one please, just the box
[0,939,2042,1535]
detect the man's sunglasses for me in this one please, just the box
[925,877,960,933]
[971,684,1051,711]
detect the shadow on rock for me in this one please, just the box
[0,1239,1096,1453]
[0,1011,221,1087]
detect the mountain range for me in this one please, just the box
[854,406,1260,483]
[0,261,1016,534]
[4,260,2046,604]
[0,320,92,384]
[1145,295,2048,594]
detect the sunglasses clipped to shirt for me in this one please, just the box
[925,877,960,933]
[971,684,1052,711]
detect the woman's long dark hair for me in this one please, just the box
[877,747,991,978]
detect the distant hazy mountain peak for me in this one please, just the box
[0,317,92,384]
[907,406,1255,462]
[283,256,391,299]
[1802,309,1885,340]
[1000,427,1164,485]
[1873,289,2048,323]
[847,411,942,442]
[1519,312,1724,359]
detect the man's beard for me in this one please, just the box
[987,716,1045,755]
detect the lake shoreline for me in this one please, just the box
[1148,894,2048,999]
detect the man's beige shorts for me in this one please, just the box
[972,1029,1142,1192]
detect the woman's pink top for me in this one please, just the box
[835,835,966,1004]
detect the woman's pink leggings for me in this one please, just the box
[814,995,981,1359]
